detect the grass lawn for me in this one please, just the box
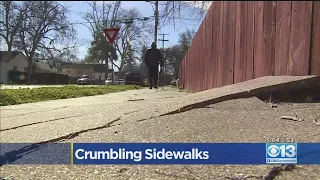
[0,85,140,106]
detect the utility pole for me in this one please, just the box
[158,33,169,88]
[102,1,107,82]
[154,1,159,45]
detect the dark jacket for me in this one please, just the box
[144,48,164,67]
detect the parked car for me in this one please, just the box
[116,79,125,85]
[76,75,93,85]
[125,72,144,85]
[105,78,113,85]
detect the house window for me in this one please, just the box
[67,71,70,76]
[24,67,28,72]
[13,66,18,71]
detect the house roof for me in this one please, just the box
[35,60,57,72]
[60,63,114,73]
[0,51,25,62]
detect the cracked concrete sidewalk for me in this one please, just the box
[1,76,320,180]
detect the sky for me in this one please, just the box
[61,1,209,60]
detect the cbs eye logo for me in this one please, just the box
[267,144,297,158]
[267,145,280,157]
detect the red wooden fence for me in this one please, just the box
[179,1,320,92]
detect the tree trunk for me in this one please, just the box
[26,53,34,85]
[26,59,33,84]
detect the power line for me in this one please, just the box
[70,16,155,25]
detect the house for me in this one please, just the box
[0,51,57,83]
[34,60,57,73]
[60,63,115,80]
[0,51,28,83]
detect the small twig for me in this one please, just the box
[226,175,263,180]
[127,99,144,101]
[266,95,277,109]
[281,115,303,122]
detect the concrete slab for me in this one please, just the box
[1,76,318,143]
[1,98,319,180]
[0,88,189,142]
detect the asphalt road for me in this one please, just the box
[1,76,319,180]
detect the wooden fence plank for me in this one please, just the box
[288,1,313,75]
[234,1,242,84]
[311,1,320,75]
[275,2,292,75]
[222,1,235,86]
[216,1,224,88]
[205,5,214,89]
[246,1,255,81]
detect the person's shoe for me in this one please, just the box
[154,86,158,89]
[149,87,152,89]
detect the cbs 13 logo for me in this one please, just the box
[267,144,297,158]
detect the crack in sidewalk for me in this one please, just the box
[264,164,296,180]
[0,114,89,132]
[0,108,152,165]
[1,106,69,118]
[0,116,123,166]
[160,92,252,116]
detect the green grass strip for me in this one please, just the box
[0,85,140,106]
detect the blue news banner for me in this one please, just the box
[0,143,319,165]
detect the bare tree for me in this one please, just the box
[114,8,153,77]
[81,1,121,72]
[82,2,153,77]
[0,1,30,54]
[13,1,76,84]
[82,1,121,37]
[158,1,212,28]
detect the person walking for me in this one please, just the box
[144,42,164,89]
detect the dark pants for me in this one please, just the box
[148,66,158,88]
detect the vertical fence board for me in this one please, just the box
[263,1,276,76]
[246,1,255,81]
[221,1,234,86]
[253,2,264,78]
[196,32,200,90]
[206,5,214,89]
[195,31,201,91]
[275,1,292,75]
[191,32,197,90]
[234,1,242,84]
[201,22,206,91]
[186,51,190,89]
[311,1,320,75]
[234,1,248,83]
[204,7,213,89]
[216,1,224,87]
[190,34,196,90]
[288,1,313,75]
[254,1,275,78]
[225,1,236,85]
[211,2,221,88]
[270,1,277,75]
[221,1,228,86]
